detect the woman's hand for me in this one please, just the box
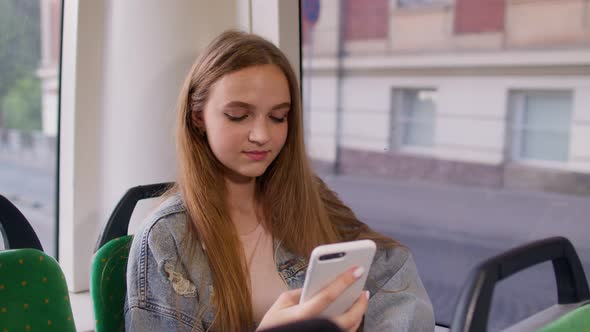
[256,267,370,332]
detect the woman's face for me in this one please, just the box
[195,64,290,182]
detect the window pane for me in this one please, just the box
[0,0,61,257]
[302,0,590,330]
[404,121,435,146]
[408,90,436,121]
[516,92,573,162]
[521,130,569,161]
[524,93,572,130]
[401,90,435,147]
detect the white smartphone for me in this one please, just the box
[299,239,376,317]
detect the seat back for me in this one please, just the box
[0,195,75,331]
[91,235,133,332]
[0,248,76,331]
[0,194,43,251]
[95,182,172,251]
[450,236,590,332]
[91,182,172,332]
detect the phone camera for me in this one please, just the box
[319,252,346,261]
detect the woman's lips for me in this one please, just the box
[243,151,269,161]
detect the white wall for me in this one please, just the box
[98,0,239,233]
[302,0,340,57]
[60,0,238,292]
[570,85,590,171]
[307,76,339,161]
[60,0,108,293]
[307,72,590,172]
[251,0,301,82]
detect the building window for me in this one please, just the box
[393,89,436,148]
[454,0,505,34]
[509,91,573,162]
[345,0,389,41]
[396,0,451,9]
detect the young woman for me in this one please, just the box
[125,30,434,332]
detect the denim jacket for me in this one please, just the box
[125,195,435,331]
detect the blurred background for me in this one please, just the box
[0,0,60,256]
[300,0,590,330]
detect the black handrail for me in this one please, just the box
[0,194,44,251]
[94,182,173,251]
[451,236,590,332]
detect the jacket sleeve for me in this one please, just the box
[124,214,205,332]
[364,247,435,332]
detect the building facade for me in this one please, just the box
[37,0,61,137]
[303,0,590,195]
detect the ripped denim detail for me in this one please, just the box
[164,261,198,297]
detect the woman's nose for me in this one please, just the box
[248,120,270,145]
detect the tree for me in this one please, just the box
[3,75,41,131]
[0,0,41,128]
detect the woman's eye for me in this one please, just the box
[270,115,287,123]
[224,113,248,122]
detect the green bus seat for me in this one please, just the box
[0,195,76,332]
[91,182,172,332]
[91,235,133,332]
[451,236,589,332]
[0,249,76,332]
[537,304,590,332]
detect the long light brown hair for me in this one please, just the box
[173,30,398,331]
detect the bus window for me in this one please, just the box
[0,0,61,257]
[300,0,590,330]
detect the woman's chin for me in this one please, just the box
[224,166,268,183]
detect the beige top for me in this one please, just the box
[240,223,289,323]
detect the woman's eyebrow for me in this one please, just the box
[223,101,290,111]
[271,102,291,111]
[223,101,254,109]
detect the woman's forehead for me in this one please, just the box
[209,64,291,104]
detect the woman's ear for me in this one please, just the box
[191,110,206,132]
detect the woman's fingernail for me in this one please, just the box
[365,290,370,299]
[352,266,365,279]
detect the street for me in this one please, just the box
[0,160,56,255]
[322,173,589,330]
[1,160,589,330]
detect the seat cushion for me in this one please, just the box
[537,304,590,332]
